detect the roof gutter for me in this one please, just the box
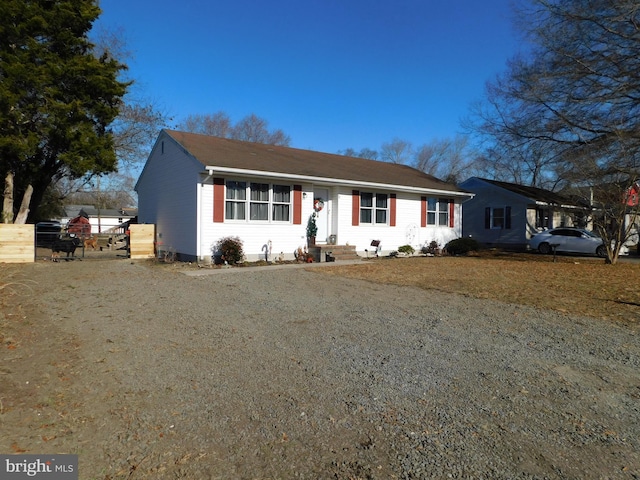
[535,200,583,209]
[205,166,473,198]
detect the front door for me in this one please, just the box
[313,188,329,244]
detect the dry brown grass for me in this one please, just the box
[319,252,640,325]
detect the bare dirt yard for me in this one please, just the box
[1,254,639,479]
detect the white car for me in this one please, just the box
[529,227,607,258]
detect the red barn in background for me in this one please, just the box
[626,182,640,207]
[67,214,92,238]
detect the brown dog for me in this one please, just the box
[84,236,98,250]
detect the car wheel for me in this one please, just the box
[596,245,607,258]
[538,242,552,255]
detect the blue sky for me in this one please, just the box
[96,0,522,155]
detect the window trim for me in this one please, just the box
[484,206,512,229]
[249,182,270,221]
[225,180,247,221]
[272,184,292,222]
[438,198,449,226]
[491,207,505,229]
[224,180,292,223]
[359,192,388,225]
[426,198,452,227]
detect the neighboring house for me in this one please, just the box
[61,205,138,235]
[625,182,640,251]
[626,181,640,208]
[459,177,585,250]
[134,130,474,262]
[559,181,639,254]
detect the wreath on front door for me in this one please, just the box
[314,198,325,212]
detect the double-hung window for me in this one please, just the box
[426,198,450,226]
[225,181,247,220]
[272,185,291,221]
[491,207,505,229]
[360,192,388,224]
[438,199,450,226]
[225,181,291,222]
[484,206,512,229]
[250,183,269,220]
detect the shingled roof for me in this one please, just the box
[479,178,576,206]
[165,130,468,195]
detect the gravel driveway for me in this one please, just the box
[1,260,639,479]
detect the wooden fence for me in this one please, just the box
[129,224,155,259]
[0,224,34,263]
[0,223,157,263]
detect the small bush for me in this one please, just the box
[444,237,480,256]
[421,240,440,255]
[397,244,415,255]
[213,236,245,264]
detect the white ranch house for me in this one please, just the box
[135,130,473,262]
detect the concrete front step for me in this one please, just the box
[308,244,360,263]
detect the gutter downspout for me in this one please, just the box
[198,168,214,261]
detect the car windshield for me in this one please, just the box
[580,229,598,238]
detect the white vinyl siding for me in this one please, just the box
[137,132,469,262]
[339,188,459,257]
[135,132,200,258]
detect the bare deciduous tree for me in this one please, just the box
[180,112,291,146]
[92,25,169,168]
[467,0,640,263]
[358,148,379,160]
[181,112,232,138]
[414,135,475,184]
[338,148,379,160]
[33,24,170,219]
[380,138,413,164]
[231,114,290,145]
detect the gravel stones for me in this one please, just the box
[2,260,638,479]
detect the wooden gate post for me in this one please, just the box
[129,224,155,259]
[0,224,35,263]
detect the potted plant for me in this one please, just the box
[306,213,318,246]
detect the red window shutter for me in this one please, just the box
[421,196,427,227]
[213,177,225,223]
[293,185,302,225]
[390,194,396,227]
[352,190,360,226]
[449,200,454,228]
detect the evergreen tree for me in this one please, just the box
[0,0,128,221]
